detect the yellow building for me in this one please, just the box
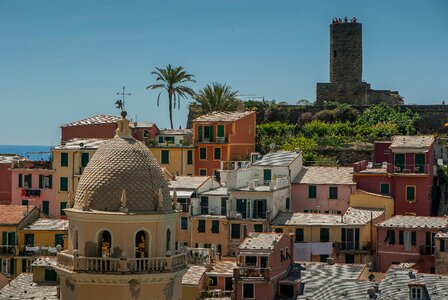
[52,139,107,218]
[0,205,40,277]
[350,189,394,219]
[271,207,386,264]
[16,218,67,276]
[149,129,195,176]
[55,115,187,300]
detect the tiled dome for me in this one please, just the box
[73,136,172,212]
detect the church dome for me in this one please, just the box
[73,116,172,212]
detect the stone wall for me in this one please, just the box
[315,147,372,166]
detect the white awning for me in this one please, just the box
[170,190,194,198]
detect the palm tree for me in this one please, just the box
[192,82,240,114]
[147,65,195,129]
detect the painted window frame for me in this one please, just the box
[406,185,416,202]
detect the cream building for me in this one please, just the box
[55,112,187,300]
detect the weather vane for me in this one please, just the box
[115,86,131,112]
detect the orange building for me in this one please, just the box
[192,111,256,177]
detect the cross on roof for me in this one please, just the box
[115,86,131,111]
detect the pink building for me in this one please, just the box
[376,215,448,273]
[10,161,56,217]
[0,155,27,204]
[232,233,298,300]
[353,136,435,216]
[291,167,356,214]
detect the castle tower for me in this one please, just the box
[330,22,362,83]
[56,112,186,300]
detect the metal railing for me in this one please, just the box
[234,266,271,280]
[0,245,16,255]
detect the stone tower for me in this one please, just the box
[56,113,186,300]
[330,22,362,83]
[316,18,403,106]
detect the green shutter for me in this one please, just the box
[415,154,425,173]
[22,199,28,206]
[39,175,43,189]
[231,224,241,239]
[18,174,23,188]
[60,202,67,216]
[309,185,317,198]
[61,153,68,167]
[263,169,272,182]
[187,150,193,164]
[2,232,7,246]
[198,126,203,142]
[21,259,27,273]
[44,269,57,282]
[209,125,214,142]
[217,125,225,137]
[42,201,49,215]
[395,154,405,169]
[158,136,163,143]
[60,177,68,191]
[55,234,64,247]
[8,232,15,246]
[329,187,338,199]
[254,224,263,233]
[28,175,32,188]
[406,186,415,201]
[48,175,53,189]
[81,153,89,167]
[161,150,169,164]
[10,258,15,276]
[380,183,390,195]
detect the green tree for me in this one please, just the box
[191,83,239,114]
[282,135,318,161]
[147,64,195,129]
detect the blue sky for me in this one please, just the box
[1,0,447,145]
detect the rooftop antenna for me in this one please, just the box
[115,86,131,112]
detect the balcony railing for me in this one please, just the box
[11,160,52,169]
[196,137,228,144]
[335,242,371,253]
[234,267,271,280]
[389,164,430,174]
[354,161,431,175]
[0,245,16,255]
[57,251,187,273]
[19,245,59,257]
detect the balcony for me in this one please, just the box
[419,245,435,256]
[353,161,431,175]
[18,245,59,257]
[234,266,271,280]
[0,245,16,256]
[11,160,52,170]
[389,164,431,175]
[57,251,187,273]
[335,242,371,253]
[196,137,228,144]
[21,189,42,198]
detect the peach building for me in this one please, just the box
[9,160,56,216]
[291,166,356,215]
[376,215,448,273]
[0,154,26,204]
[192,111,256,177]
[232,233,298,300]
[55,114,187,300]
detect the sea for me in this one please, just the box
[0,145,52,161]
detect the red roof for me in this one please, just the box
[0,205,33,225]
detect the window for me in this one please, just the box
[217,124,225,138]
[410,287,422,299]
[263,169,272,183]
[243,283,254,299]
[199,169,207,176]
[60,202,67,216]
[275,228,283,233]
[42,201,49,215]
[295,228,304,242]
[345,254,355,264]
[203,125,214,142]
[200,196,208,215]
[199,147,207,160]
[143,130,149,138]
[231,224,241,239]
[399,231,416,247]
[187,150,193,164]
[286,197,290,210]
[60,177,68,191]
[220,197,228,215]
[320,254,329,262]
[253,199,266,219]
[440,239,446,252]
[320,228,330,242]
[211,220,219,233]
[18,174,23,188]
[380,183,390,195]
[197,220,205,233]
[22,199,28,206]
[406,186,416,202]
[412,231,416,246]
[236,199,247,219]
[308,185,317,198]
[161,150,169,164]
[61,152,68,167]
[253,224,263,232]
[44,269,57,282]
[329,187,338,199]
[24,233,35,246]
[208,276,218,287]
[198,125,203,142]
[81,153,89,167]
[384,230,395,244]
[399,230,404,245]
[245,256,257,266]
[181,217,188,230]
[214,147,221,160]
[39,175,53,189]
[55,234,64,247]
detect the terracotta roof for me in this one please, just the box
[390,135,434,150]
[0,205,33,225]
[73,136,172,212]
[0,273,58,299]
[23,218,68,231]
[168,176,213,190]
[54,138,107,150]
[61,115,119,127]
[239,232,284,251]
[293,167,355,185]
[61,115,154,128]
[193,111,254,122]
[376,215,448,229]
[182,265,207,285]
[271,207,384,227]
[252,151,301,167]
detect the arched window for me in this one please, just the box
[135,230,149,258]
[98,230,112,257]
[166,229,171,253]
